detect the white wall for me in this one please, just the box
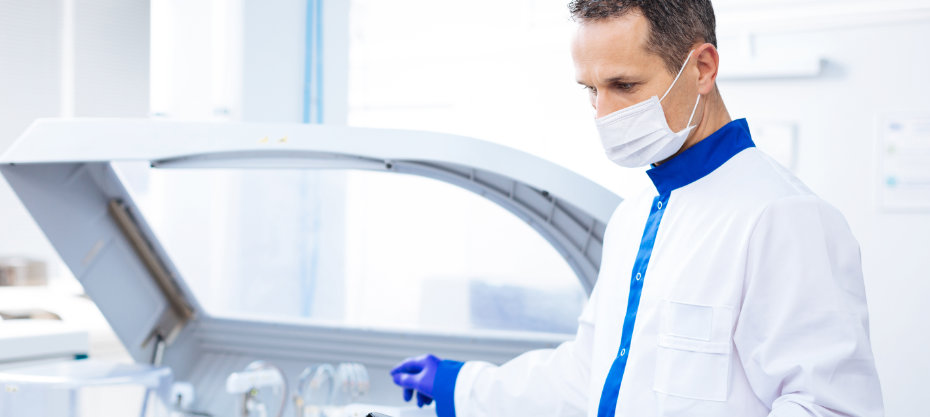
[0,0,149,281]
[151,0,348,124]
[0,1,63,267]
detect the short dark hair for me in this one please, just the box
[568,0,717,74]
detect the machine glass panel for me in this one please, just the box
[115,164,586,336]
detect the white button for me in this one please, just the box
[635,273,642,281]
[620,348,626,356]
[657,201,663,209]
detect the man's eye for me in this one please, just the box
[583,85,597,95]
[614,82,637,91]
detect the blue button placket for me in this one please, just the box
[596,192,670,417]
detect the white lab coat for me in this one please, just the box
[444,121,884,417]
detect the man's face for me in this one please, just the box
[571,12,699,132]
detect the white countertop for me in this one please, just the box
[0,286,131,363]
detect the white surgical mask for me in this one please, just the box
[595,51,702,168]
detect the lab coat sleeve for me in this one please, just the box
[434,291,597,417]
[734,195,884,417]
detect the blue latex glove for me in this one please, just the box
[390,354,441,408]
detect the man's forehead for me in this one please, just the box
[571,13,663,81]
[572,13,650,56]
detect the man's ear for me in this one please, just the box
[694,43,719,95]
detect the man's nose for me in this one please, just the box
[595,94,619,119]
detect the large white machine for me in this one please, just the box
[0,119,621,415]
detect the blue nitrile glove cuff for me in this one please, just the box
[433,359,465,417]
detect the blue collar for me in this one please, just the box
[646,118,755,195]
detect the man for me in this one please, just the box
[391,1,884,416]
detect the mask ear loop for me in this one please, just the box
[685,93,701,129]
[660,49,695,102]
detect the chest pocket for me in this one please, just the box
[653,300,734,402]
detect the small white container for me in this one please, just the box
[0,360,172,417]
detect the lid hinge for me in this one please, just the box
[108,199,194,346]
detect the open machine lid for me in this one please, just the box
[0,118,622,412]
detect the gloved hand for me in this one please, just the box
[390,354,441,407]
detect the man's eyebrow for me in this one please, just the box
[576,74,638,86]
[604,74,637,84]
